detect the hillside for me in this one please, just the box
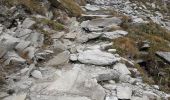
[0,0,170,100]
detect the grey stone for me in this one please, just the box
[78,49,120,65]
[117,85,132,99]
[77,32,102,43]
[113,63,131,75]
[15,40,31,52]
[102,30,128,39]
[81,17,122,32]
[156,51,170,63]
[31,70,43,79]
[4,51,26,65]
[46,51,70,66]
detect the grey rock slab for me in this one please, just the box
[78,49,120,65]
[46,51,70,66]
[116,85,132,99]
[81,17,122,32]
[0,34,19,50]
[15,40,31,52]
[31,64,106,100]
[14,28,32,40]
[22,18,35,29]
[102,30,128,39]
[64,32,78,39]
[156,51,170,63]
[113,63,131,75]
[77,32,102,43]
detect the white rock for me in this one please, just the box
[108,49,116,53]
[85,4,100,11]
[113,63,131,75]
[70,54,78,61]
[117,86,132,99]
[78,49,120,65]
[31,70,43,79]
[102,30,128,39]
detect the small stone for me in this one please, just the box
[70,54,78,61]
[108,49,116,53]
[31,70,43,79]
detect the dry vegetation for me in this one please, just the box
[1,0,48,15]
[113,17,170,92]
[49,0,83,17]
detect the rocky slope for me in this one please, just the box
[0,0,170,100]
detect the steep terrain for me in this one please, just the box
[0,0,170,100]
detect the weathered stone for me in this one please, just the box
[22,18,35,29]
[77,32,102,43]
[143,91,161,100]
[117,85,132,99]
[70,54,78,61]
[81,17,122,32]
[3,93,27,100]
[46,51,70,66]
[31,70,43,79]
[78,49,120,65]
[102,30,128,39]
[95,70,120,82]
[85,4,100,11]
[113,63,131,75]
[15,40,31,52]
[4,51,26,65]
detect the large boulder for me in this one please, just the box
[78,49,120,65]
[81,17,122,32]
